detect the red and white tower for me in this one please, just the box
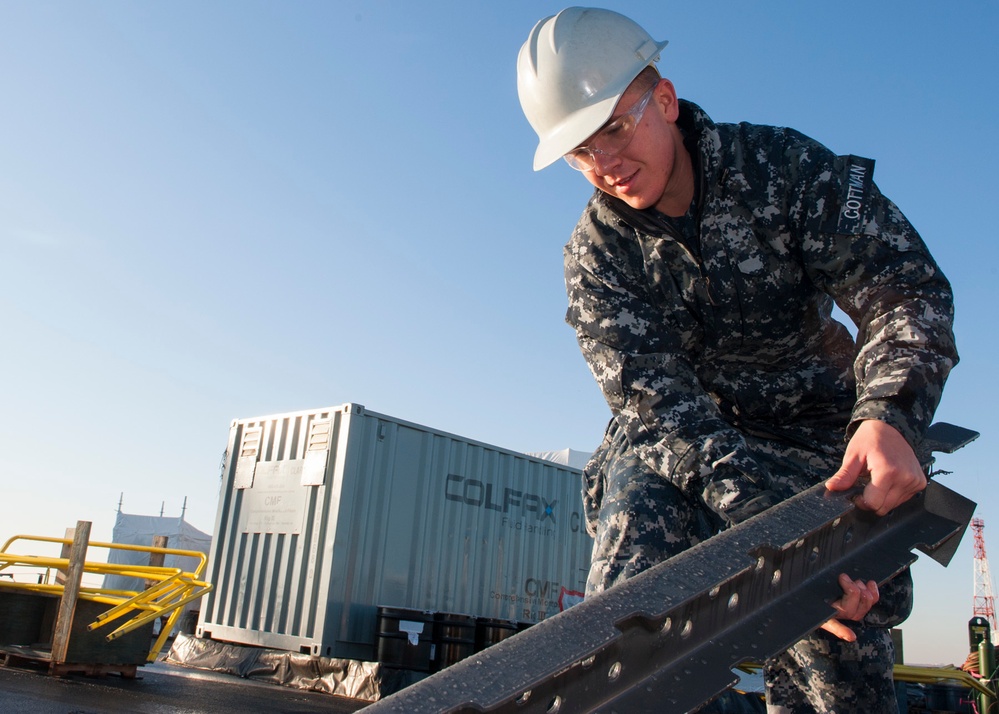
[972,517,998,632]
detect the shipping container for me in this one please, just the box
[197,403,593,661]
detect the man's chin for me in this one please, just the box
[597,185,654,210]
[620,194,653,210]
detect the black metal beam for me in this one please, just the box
[366,479,975,714]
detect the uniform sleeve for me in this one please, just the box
[564,205,769,494]
[788,140,958,448]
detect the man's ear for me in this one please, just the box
[655,78,681,122]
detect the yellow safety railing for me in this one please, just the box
[0,534,213,662]
[893,663,996,698]
[737,660,995,698]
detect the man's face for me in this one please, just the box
[576,78,685,212]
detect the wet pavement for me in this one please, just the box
[0,659,370,713]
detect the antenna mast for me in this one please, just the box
[972,517,997,631]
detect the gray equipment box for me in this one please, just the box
[197,403,593,660]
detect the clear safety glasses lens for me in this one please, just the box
[563,86,656,171]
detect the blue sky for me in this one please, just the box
[1,1,996,666]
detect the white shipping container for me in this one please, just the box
[197,403,593,661]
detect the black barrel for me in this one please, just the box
[474,617,520,652]
[433,612,476,671]
[376,607,436,672]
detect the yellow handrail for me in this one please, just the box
[738,660,995,698]
[0,533,207,577]
[894,663,995,698]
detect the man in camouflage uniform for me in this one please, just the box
[517,7,957,713]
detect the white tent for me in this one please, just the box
[528,448,592,471]
[102,510,212,604]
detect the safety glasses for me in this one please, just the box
[563,85,657,171]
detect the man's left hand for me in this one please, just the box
[824,419,926,516]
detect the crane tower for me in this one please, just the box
[972,517,997,632]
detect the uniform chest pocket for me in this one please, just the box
[721,225,809,320]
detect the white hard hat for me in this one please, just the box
[517,7,668,171]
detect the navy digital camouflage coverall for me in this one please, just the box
[565,100,957,712]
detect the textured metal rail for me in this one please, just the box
[366,478,975,714]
